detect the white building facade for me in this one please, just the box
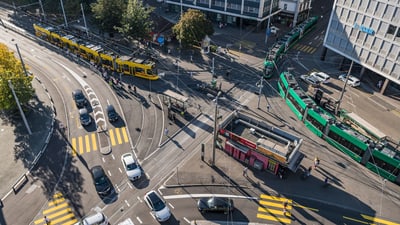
[323,0,400,93]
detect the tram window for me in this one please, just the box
[135,67,144,74]
[368,156,399,176]
[278,80,287,93]
[123,64,129,72]
[327,130,364,156]
[306,114,324,131]
[287,93,304,114]
[147,69,153,75]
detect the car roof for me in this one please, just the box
[79,108,88,114]
[122,153,135,164]
[73,89,83,94]
[91,166,104,177]
[83,212,105,224]
[107,104,115,111]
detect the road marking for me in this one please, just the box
[78,136,84,154]
[260,194,292,202]
[71,138,77,157]
[292,203,319,211]
[116,127,123,144]
[343,216,372,224]
[184,217,191,224]
[136,216,143,224]
[122,127,129,142]
[257,213,291,223]
[259,200,292,209]
[42,202,68,214]
[110,129,116,146]
[362,214,400,225]
[92,133,97,151]
[85,135,90,152]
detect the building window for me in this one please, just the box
[387,25,396,35]
[284,4,287,10]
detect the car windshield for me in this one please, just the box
[80,113,89,121]
[153,198,165,211]
[95,176,107,185]
[126,162,138,170]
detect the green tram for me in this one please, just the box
[263,16,319,79]
[278,72,400,184]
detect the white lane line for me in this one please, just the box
[163,194,258,200]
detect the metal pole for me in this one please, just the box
[212,91,221,166]
[257,75,264,109]
[80,3,89,37]
[292,0,300,27]
[38,0,46,20]
[211,57,215,75]
[8,80,32,135]
[60,0,68,27]
[177,61,179,89]
[379,179,387,216]
[15,44,29,77]
[307,0,312,20]
[335,60,353,115]
[265,0,274,45]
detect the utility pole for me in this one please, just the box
[257,75,264,109]
[265,0,274,45]
[15,44,29,77]
[292,0,300,27]
[211,57,215,76]
[80,3,89,37]
[335,60,353,115]
[8,80,32,135]
[38,0,46,21]
[60,0,68,27]
[212,91,222,166]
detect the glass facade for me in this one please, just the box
[324,0,400,82]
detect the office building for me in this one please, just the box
[323,0,400,93]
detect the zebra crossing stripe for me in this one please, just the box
[122,127,129,143]
[91,133,97,151]
[85,135,90,153]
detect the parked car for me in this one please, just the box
[72,89,87,108]
[90,166,112,197]
[300,74,321,87]
[121,153,141,181]
[338,74,361,87]
[79,108,91,126]
[310,71,331,83]
[106,104,118,122]
[197,197,234,214]
[74,212,108,225]
[144,190,171,222]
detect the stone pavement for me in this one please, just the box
[0,76,54,200]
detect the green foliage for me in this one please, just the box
[172,9,214,48]
[0,43,34,111]
[114,0,154,40]
[91,0,126,32]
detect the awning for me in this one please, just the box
[226,141,249,153]
[287,151,305,172]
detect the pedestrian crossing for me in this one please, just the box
[257,194,292,224]
[293,44,317,54]
[34,192,77,225]
[71,127,129,156]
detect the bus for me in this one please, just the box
[277,71,400,184]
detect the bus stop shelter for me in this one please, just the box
[161,90,189,115]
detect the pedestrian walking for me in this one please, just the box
[282,200,288,216]
[243,167,248,177]
[133,86,137,94]
[127,84,131,91]
[314,157,320,169]
[164,128,169,137]
[198,104,202,113]
[44,216,50,225]
[148,94,152,102]
[267,104,270,112]
[307,166,312,176]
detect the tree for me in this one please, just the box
[91,0,126,33]
[172,9,214,48]
[114,0,154,41]
[0,43,34,111]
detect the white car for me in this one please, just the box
[121,153,141,181]
[74,212,108,225]
[338,74,361,87]
[144,190,171,222]
[300,74,321,87]
[310,71,331,84]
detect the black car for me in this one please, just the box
[90,166,112,197]
[106,104,118,122]
[72,89,87,108]
[197,197,234,214]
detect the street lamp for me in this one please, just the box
[265,0,274,45]
[212,91,222,166]
[335,60,354,115]
[8,80,32,135]
[257,74,264,109]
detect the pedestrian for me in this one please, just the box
[148,94,152,102]
[283,200,288,216]
[314,157,320,169]
[164,128,169,137]
[127,84,131,91]
[243,167,248,177]
[44,216,50,225]
[267,104,270,112]
[307,166,312,176]
[168,48,171,54]
[133,86,137,94]
[198,104,202,113]
[324,177,329,184]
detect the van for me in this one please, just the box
[74,212,108,225]
[79,108,91,126]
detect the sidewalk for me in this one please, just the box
[0,77,54,200]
